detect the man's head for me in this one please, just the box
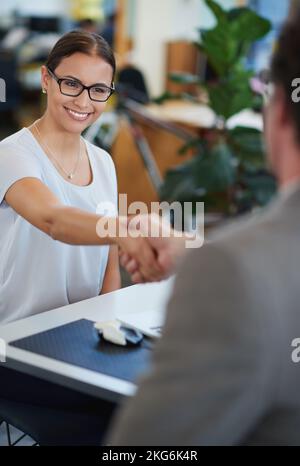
[265,10,300,186]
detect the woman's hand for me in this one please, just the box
[117,214,189,283]
[119,252,144,284]
[116,230,164,282]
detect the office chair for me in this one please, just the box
[117,66,150,105]
[0,418,35,446]
[0,392,116,446]
[0,402,38,446]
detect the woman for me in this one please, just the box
[0,30,162,446]
[0,30,160,325]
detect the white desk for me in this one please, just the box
[0,279,174,403]
[147,101,263,131]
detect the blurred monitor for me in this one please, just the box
[28,16,60,33]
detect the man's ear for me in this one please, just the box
[276,86,291,127]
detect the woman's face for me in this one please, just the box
[41,52,114,134]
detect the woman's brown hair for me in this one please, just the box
[45,30,116,82]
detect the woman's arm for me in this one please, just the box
[5,177,114,245]
[5,177,163,281]
[100,245,121,295]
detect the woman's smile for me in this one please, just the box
[64,106,94,122]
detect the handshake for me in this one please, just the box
[97,213,203,283]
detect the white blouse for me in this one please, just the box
[0,128,118,324]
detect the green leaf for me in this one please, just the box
[228,8,272,42]
[200,23,239,76]
[152,91,180,105]
[178,138,206,156]
[152,90,201,105]
[198,4,271,78]
[204,0,227,23]
[228,126,266,168]
[160,143,236,204]
[159,163,206,203]
[193,143,236,192]
[169,72,203,85]
[208,71,254,120]
[240,170,277,206]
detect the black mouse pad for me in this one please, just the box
[10,319,152,382]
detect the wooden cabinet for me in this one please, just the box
[165,41,204,94]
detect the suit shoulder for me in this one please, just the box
[208,201,283,253]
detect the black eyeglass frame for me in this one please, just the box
[47,67,115,102]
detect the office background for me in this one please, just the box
[0,0,293,445]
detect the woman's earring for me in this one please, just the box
[42,89,47,94]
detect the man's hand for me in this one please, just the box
[119,214,189,283]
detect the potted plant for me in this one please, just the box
[158,0,277,218]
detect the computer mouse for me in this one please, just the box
[94,320,143,346]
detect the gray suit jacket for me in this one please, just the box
[108,188,300,446]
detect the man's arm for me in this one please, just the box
[107,243,274,446]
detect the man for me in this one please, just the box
[107,13,300,446]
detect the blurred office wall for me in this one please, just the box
[131,0,237,97]
[1,0,68,21]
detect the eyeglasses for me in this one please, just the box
[255,70,275,107]
[250,70,275,107]
[262,82,275,107]
[47,67,115,102]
